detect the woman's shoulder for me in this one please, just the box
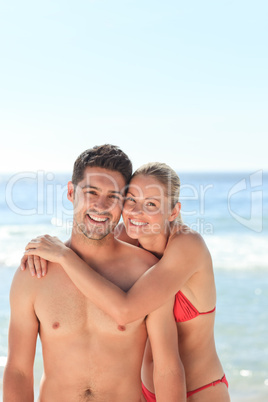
[168,224,210,256]
[169,223,203,242]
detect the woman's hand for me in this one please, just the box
[23,235,69,269]
[20,254,48,278]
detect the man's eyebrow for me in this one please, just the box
[81,185,123,195]
[81,185,99,190]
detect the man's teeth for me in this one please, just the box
[130,219,147,226]
[89,215,108,222]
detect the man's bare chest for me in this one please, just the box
[34,268,116,335]
[33,264,144,338]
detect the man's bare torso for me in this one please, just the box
[31,241,154,402]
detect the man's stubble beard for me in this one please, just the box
[73,217,117,241]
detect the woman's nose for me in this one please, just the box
[130,202,144,216]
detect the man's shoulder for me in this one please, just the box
[11,261,62,292]
[116,239,158,268]
[10,266,39,304]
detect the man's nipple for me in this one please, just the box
[52,322,60,329]
[117,325,126,331]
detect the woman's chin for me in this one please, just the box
[126,228,140,239]
[126,224,153,239]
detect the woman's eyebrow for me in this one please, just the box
[127,191,160,202]
[145,197,161,201]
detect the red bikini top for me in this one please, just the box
[174,291,216,323]
[136,242,215,322]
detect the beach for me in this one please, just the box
[0,171,267,401]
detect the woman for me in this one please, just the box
[23,162,230,401]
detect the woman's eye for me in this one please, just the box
[126,197,135,203]
[147,202,156,207]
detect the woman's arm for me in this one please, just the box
[24,232,209,325]
[146,299,186,401]
[21,223,133,278]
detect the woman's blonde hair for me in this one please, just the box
[132,162,182,222]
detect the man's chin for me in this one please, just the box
[79,226,108,240]
[83,231,110,241]
[81,224,116,241]
[74,218,118,240]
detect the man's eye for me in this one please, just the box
[109,195,120,200]
[85,191,97,195]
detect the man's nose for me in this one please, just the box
[93,196,110,212]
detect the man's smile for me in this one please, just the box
[86,214,110,225]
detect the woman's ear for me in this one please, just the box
[168,202,181,222]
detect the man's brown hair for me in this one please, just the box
[72,144,132,186]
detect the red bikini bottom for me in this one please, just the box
[187,374,228,397]
[141,374,228,400]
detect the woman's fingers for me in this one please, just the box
[25,236,47,250]
[20,254,28,271]
[24,254,45,278]
[20,235,51,278]
[21,250,48,278]
[40,258,48,277]
[25,242,36,251]
[34,255,42,278]
[25,235,53,250]
[27,255,37,277]
[23,234,65,264]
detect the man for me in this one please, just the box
[3,145,185,401]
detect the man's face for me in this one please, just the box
[68,167,126,240]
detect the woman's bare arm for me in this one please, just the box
[21,223,132,278]
[24,232,209,325]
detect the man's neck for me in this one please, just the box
[67,230,116,263]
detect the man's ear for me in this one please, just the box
[67,181,75,203]
[168,202,181,222]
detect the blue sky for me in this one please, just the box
[1,0,267,173]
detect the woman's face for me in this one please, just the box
[122,175,175,239]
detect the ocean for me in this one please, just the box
[0,170,267,401]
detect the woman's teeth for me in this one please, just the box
[130,219,147,226]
